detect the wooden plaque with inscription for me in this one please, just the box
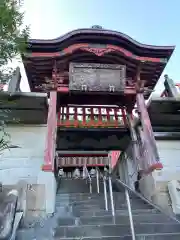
[69,63,126,92]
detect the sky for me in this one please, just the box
[20,0,180,93]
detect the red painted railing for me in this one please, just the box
[43,92,57,171]
[57,156,109,167]
[57,106,128,128]
[109,151,121,168]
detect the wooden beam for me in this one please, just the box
[136,92,163,172]
[126,111,139,170]
[134,65,163,172]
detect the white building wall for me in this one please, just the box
[154,140,180,181]
[139,140,180,213]
[0,125,47,185]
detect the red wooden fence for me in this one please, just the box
[57,106,129,128]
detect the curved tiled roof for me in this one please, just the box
[23,27,175,95]
[29,28,174,51]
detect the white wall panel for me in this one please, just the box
[0,125,46,185]
[155,140,180,181]
[157,140,180,168]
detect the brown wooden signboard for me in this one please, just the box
[57,156,109,167]
[69,63,126,92]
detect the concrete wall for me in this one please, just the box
[0,125,57,215]
[156,140,180,180]
[116,140,180,213]
[0,125,46,185]
[139,140,180,213]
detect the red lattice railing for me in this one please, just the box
[57,156,109,167]
[57,106,128,128]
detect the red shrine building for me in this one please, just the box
[1,26,180,214]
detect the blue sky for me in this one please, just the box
[21,0,180,93]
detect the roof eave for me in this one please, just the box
[28,28,175,52]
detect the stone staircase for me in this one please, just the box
[16,177,180,239]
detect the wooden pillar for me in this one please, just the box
[133,66,163,173]
[42,91,57,171]
[136,92,163,172]
[126,110,139,171]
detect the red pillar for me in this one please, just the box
[136,93,163,173]
[126,110,140,169]
[42,91,57,171]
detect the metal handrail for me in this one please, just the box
[113,178,180,240]
[96,168,115,215]
[96,167,100,194]
[115,178,180,223]
[108,174,135,238]
[83,166,92,194]
[125,188,136,240]
[108,176,115,217]
[96,167,108,211]
[103,176,108,211]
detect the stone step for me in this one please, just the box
[16,228,54,240]
[54,233,180,240]
[70,197,150,206]
[57,179,104,194]
[71,202,152,212]
[56,197,152,212]
[57,179,91,194]
[56,199,150,210]
[70,208,159,217]
[55,223,180,239]
[56,191,135,197]
[56,193,141,202]
[54,223,180,238]
[56,192,140,202]
[79,213,175,225]
[57,213,176,226]
[15,231,180,240]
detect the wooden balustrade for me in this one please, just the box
[57,156,108,167]
[57,106,128,128]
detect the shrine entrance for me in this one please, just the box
[20,26,175,214]
[52,61,165,174]
[22,26,174,176]
[44,60,166,174]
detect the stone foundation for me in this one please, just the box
[139,171,172,214]
[0,171,57,216]
[37,171,57,214]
